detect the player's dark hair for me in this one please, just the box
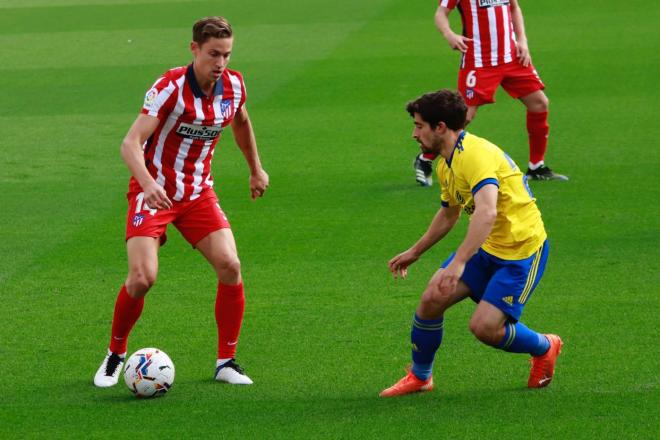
[193,17,233,45]
[406,89,467,130]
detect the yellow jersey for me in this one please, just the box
[437,132,546,260]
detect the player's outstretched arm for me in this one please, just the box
[120,114,172,210]
[435,6,472,53]
[231,106,269,200]
[510,0,531,67]
[388,205,461,278]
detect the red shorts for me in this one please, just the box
[125,189,231,247]
[457,62,545,107]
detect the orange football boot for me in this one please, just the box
[380,370,434,397]
[528,334,563,388]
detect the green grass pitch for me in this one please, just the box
[1,0,658,438]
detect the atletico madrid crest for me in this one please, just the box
[132,213,145,227]
[220,99,233,119]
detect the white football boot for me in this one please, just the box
[94,350,126,387]
[214,359,253,385]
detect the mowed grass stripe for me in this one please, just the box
[0,0,199,8]
[0,0,396,34]
[0,21,370,71]
[0,113,130,283]
[0,16,378,117]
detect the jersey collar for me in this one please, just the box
[445,130,466,168]
[187,64,224,98]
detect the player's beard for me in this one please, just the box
[419,137,441,155]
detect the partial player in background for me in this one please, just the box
[381,90,562,397]
[413,0,567,186]
[94,16,269,388]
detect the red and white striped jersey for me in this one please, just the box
[439,0,518,69]
[130,64,246,201]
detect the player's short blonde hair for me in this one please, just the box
[193,17,233,45]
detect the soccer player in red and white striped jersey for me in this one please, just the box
[94,16,268,388]
[413,0,567,185]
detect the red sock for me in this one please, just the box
[215,282,245,359]
[109,286,144,354]
[422,153,437,161]
[527,111,549,165]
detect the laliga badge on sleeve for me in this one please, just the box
[144,88,158,107]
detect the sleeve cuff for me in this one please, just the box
[471,178,499,196]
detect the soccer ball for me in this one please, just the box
[123,348,175,397]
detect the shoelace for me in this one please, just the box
[537,166,557,177]
[224,360,245,374]
[105,353,124,376]
[391,376,419,393]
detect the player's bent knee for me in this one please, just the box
[216,257,241,280]
[419,285,452,315]
[470,316,502,345]
[418,292,435,314]
[469,321,490,344]
[126,270,157,296]
[527,94,549,112]
[468,318,501,346]
[536,96,549,112]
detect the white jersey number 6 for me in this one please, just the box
[466,70,477,88]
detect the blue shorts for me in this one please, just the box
[441,240,549,321]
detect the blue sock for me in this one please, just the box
[497,321,550,356]
[410,314,444,380]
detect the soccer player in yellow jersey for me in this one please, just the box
[380,90,563,397]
